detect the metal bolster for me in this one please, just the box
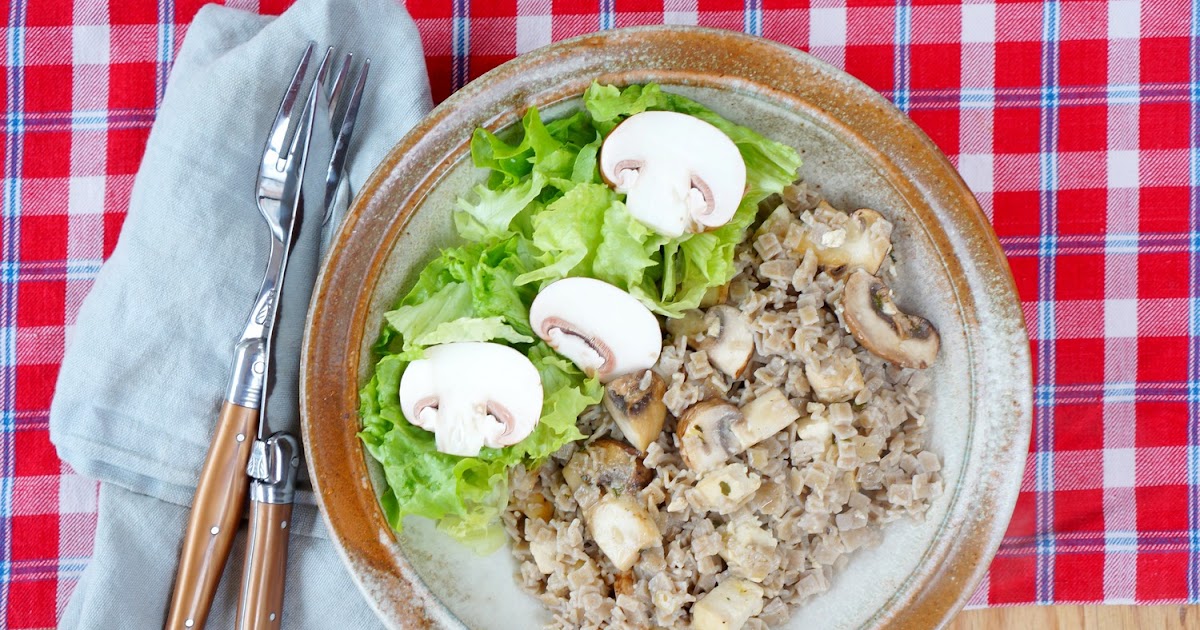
[248,433,301,505]
[226,338,267,407]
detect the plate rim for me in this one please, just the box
[301,25,1033,630]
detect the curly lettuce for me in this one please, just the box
[361,83,800,551]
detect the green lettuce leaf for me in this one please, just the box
[362,82,801,552]
[359,239,600,552]
[413,316,534,347]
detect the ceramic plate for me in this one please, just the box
[301,26,1032,629]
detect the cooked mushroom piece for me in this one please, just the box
[842,269,941,369]
[599,111,747,237]
[677,389,801,473]
[796,202,893,276]
[562,438,653,496]
[733,388,801,448]
[804,347,865,403]
[563,439,659,571]
[697,305,755,379]
[604,370,667,452]
[676,400,744,473]
[587,494,661,572]
[719,517,779,583]
[700,283,730,307]
[530,277,662,382]
[398,342,543,457]
[665,308,708,341]
[691,577,765,630]
[692,463,762,514]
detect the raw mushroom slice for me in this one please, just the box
[842,269,941,369]
[398,342,543,457]
[599,111,747,237]
[603,370,668,452]
[530,277,662,383]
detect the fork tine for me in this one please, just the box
[321,57,370,220]
[284,74,320,170]
[325,53,354,123]
[276,48,333,173]
[265,42,316,164]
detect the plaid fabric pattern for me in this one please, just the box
[1,0,1197,626]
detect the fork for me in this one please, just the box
[318,51,370,255]
[165,45,323,630]
[233,48,369,630]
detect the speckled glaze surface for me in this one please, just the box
[300,26,1032,630]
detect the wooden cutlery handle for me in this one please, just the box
[166,401,258,630]
[236,500,294,629]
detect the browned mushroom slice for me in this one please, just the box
[676,400,744,473]
[697,305,755,379]
[842,269,940,369]
[604,371,667,452]
[562,438,653,496]
[794,202,893,276]
[699,283,730,307]
[676,388,800,473]
[562,439,660,571]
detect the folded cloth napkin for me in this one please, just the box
[49,0,431,626]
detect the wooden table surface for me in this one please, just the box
[949,605,1200,629]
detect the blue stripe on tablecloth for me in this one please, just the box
[0,0,25,616]
[452,0,470,91]
[157,0,175,105]
[743,0,761,37]
[1188,0,1200,603]
[600,0,614,30]
[892,0,911,113]
[1035,0,1061,605]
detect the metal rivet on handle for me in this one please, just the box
[269,613,276,621]
[236,433,245,443]
[281,520,288,529]
[185,620,194,628]
[210,526,219,535]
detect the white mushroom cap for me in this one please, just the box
[599,111,746,238]
[399,342,543,457]
[530,277,662,383]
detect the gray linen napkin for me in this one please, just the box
[49,0,431,626]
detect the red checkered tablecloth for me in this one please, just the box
[3,0,1198,626]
